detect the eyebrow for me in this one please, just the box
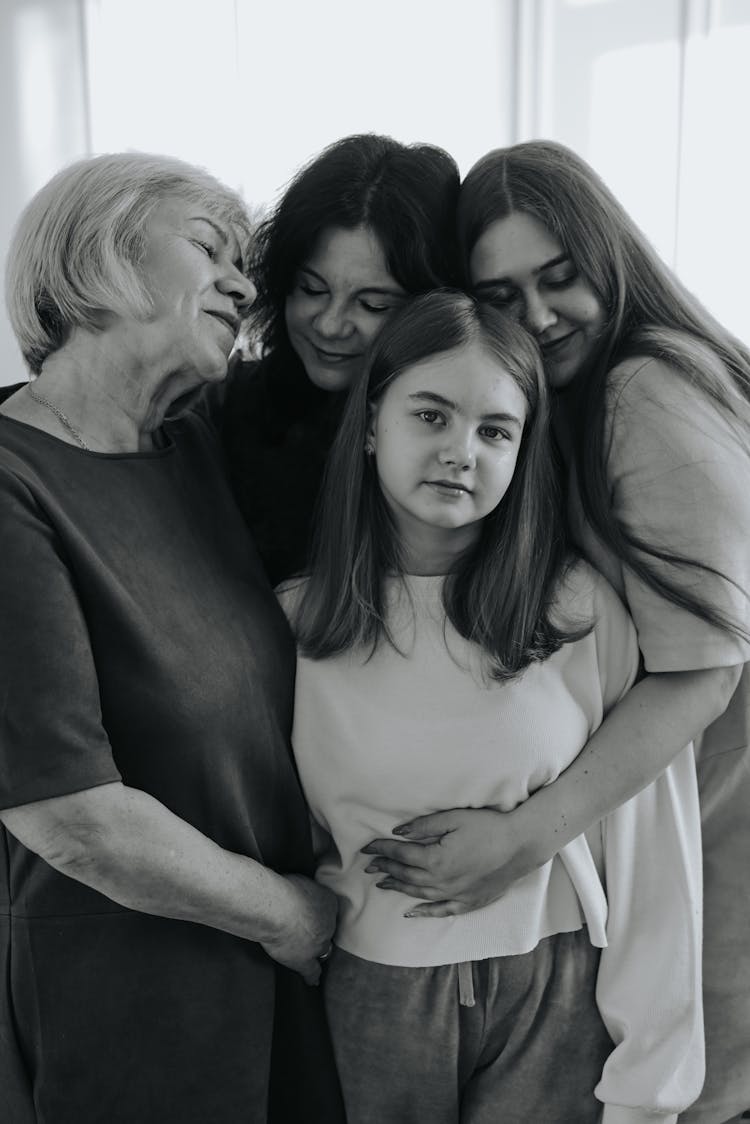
[188,215,247,270]
[473,252,571,292]
[188,215,229,244]
[408,390,523,427]
[299,265,406,296]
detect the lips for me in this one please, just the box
[308,340,362,364]
[540,330,577,355]
[207,310,240,336]
[425,480,472,495]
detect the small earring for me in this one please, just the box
[364,439,375,455]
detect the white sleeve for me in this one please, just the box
[589,566,640,712]
[594,744,704,1124]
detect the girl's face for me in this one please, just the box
[369,338,527,574]
[285,224,407,392]
[468,211,606,390]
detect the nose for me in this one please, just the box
[438,430,475,470]
[314,300,355,340]
[219,269,256,315]
[522,290,556,336]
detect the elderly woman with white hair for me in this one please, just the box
[0,153,344,1123]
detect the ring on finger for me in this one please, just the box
[318,943,333,964]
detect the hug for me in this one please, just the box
[0,134,748,1124]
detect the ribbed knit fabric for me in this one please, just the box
[279,560,704,1121]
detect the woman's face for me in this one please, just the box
[285,225,407,392]
[468,211,606,390]
[369,339,527,572]
[135,196,254,396]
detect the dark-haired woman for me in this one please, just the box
[363,141,750,1124]
[222,132,461,584]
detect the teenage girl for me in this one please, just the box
[278,290,702,1124]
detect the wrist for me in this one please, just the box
[237,864,295,944]
[509,797,562,870]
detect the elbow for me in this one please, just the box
[39,817,117,882]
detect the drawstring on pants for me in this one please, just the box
[457,961,475,1007]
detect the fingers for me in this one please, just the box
[374,876,453,901]
[393,811,458,840]
[364,857,435,886]
[403,900,469,918]
[361,838,432,866]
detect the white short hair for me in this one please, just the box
[5,152,253,374]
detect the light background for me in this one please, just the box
[1,0,748,382]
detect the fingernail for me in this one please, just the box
[360,845,374,853]
[403,911,416,918]
[364,864,378,873]
[393,826,409,836]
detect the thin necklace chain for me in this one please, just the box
[27,383,90,450]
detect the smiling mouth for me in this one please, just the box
[541,330,578,354]
[425,480,472,496]
[311,343,362,364]
[207,311,240,336]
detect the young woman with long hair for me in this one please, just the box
[279,290,702,1123]
[363,142,750,1124]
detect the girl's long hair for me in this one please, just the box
[459,140,750,641]
[292,290,588,680]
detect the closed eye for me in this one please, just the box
[360,299,394,314]
[476,285,520,308]
[193,239,217,260]
[542,272,577,290]
[299,281,328,297]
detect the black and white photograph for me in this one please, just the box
[1,2,748,1122]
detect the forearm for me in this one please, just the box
[515,663,741,866]
[0,781,292,943]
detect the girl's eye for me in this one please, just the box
[480,425,510,442]
[416,410,445,426]
[299,282,327,297]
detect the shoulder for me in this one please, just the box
[554,556,598,609]
[605,354,687,417]
[553,557,631,631]
[605,334,728,419]
[603,346,744,467]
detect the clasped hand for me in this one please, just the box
[361,806,538,918]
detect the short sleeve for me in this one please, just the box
[606,358,750,672]
[0,465,120,809]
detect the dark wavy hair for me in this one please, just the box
[459,139,750,641]
[249,133,461,360]
[292,289,587,680]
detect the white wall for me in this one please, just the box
[520,0,750,339]
[1,0,748,384]
[1,0,89,382]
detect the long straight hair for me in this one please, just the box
[458,140,750,641]
[292,290,588,680]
